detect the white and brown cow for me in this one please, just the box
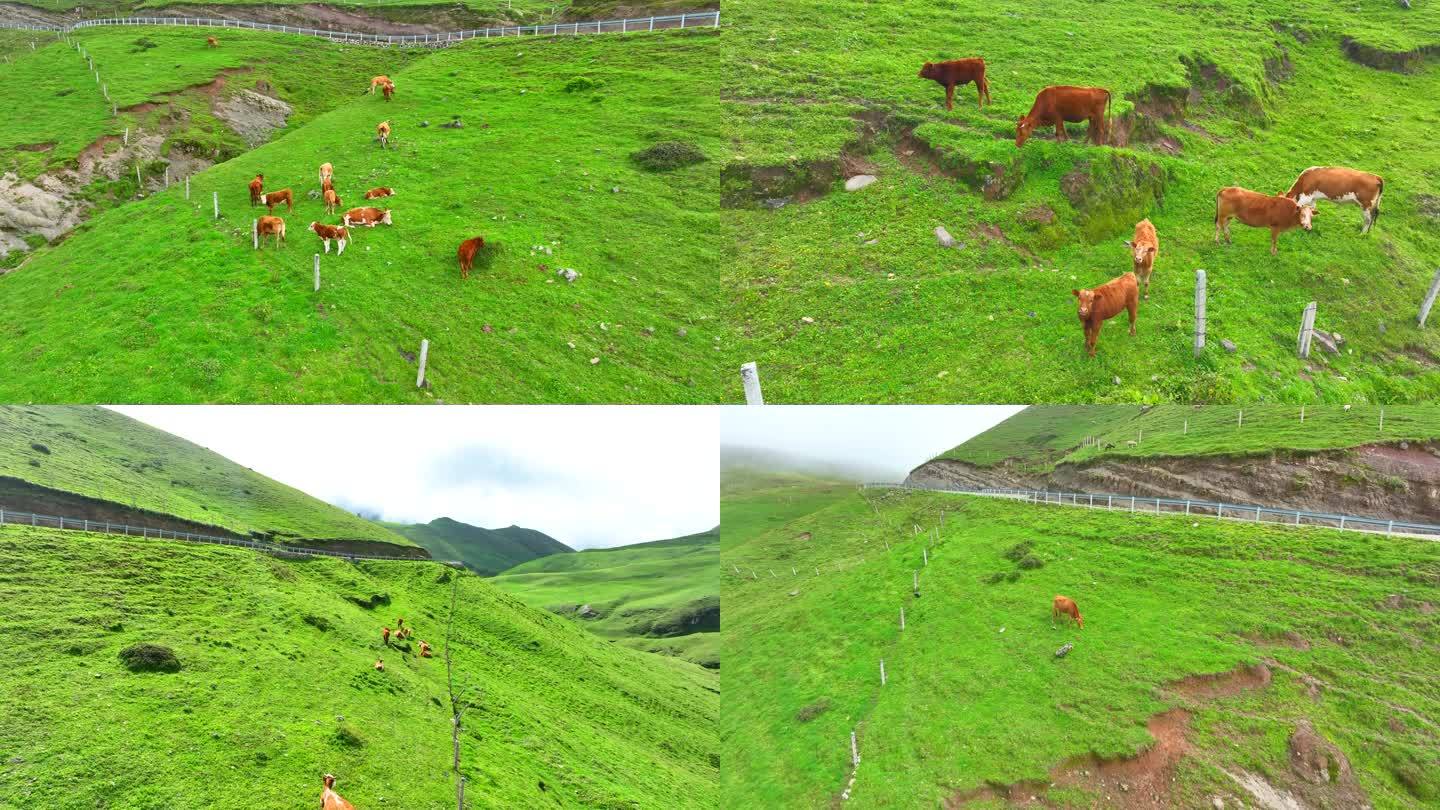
[1285,166,1383,234]
[343,207,392,228]
[310,222,349,255]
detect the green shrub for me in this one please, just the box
[335,722,366,748]
[794,698,830,723]
[1002,541,1033,562]
[118,643,181,673]
[1017,555,1045,570]
[631,141,707,172]
[562,76,603,93]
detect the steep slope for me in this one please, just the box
[386,516,573,575]
[0,28,722,403]
[721,0,1440,402]
[0,405,419,553]
[491,527,719,668]
[0,525,718,808]
[721,482,1440,808]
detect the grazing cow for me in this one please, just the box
[917,58,991,110]
[323,188,342,216]
[259,188,293,213]
[206,36,218,48]
[256,215,285,248]
[363,187,395,200]
[457,236,485,279]
[321,774,356,810]
[376,120,391,149]
[419,640,432,658]
[1052,595,1083,629]
[1214,186,1316,255]
[1123,218,1159,299]
[374,658,385,671]
[318,162,333,190]
[310,222,349,255]
[344,207,392,228]
[370,75,391,94]
[1284,166,1383,234]
[1072,271,1138,357]
[381,626,392,646]
[381,81,394,101]
[248,173,263,206]
[1016,85,1111,147]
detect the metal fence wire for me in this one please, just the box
[860,483,1440,541]
[1,11,720,45]
[0,505,460,564]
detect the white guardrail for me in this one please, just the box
[0,505,459,564]
[0,10,719,45]
[861,483,1440,541]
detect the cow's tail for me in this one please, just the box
[1104,90,1113,145]
[1373,178,1384,228]
[1214,188,1222,225]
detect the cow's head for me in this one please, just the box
[323,774,337,789]
[1298,203,1316,231]
[918,62,937,80]
[1072,287,1097,319]
[1015,117,1034,148]
[309,221,319,232]
[382,210,393,225]
[1123,239,1155,268]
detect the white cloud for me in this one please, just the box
[108,406,718,550]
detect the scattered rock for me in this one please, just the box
[935,225,956,247]
[1055,643,1074,658]
[844,174,877,191]
[1112,376,1122,385]
[800,316,814,324]
[577,604,599,618]
[1311,330,1340,354]
[214,89,292,148]
[556,268,580,283]
[1221,338,1237,353]
[418,120,430,128]
[676,328,688,338]
[440,119,463,129]
[1211,798,1225,810]
[788,590,799,597]
[761,197,790,210]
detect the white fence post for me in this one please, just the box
[1419,268,1440,328]
[1298,302,1317,358]
[899,607,905,630]
[213,191,219,218]
[850,731,859,767]
[879,658,886,685]
[912,570,918,595]
[252,219,258,249]
[185,175,190,199]
[314,254,320,291]
[416,339,430,387]
[1193,269,1206,356]
[922,548,928,566]
[740,361,763,405]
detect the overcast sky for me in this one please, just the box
[722,406,1024,481]
[109,406,718,550]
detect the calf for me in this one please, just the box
[259,188,293,213]
[376,120,391,149]
[1123,218,1159,299]
[917,58,991,110]
[381,626,391,646]
[1052,595,1083,629]
[363,186,395,200]
[1072,271,1138,357]
[206,36,218,48]
[248,173,263,206]
[309,221,349,255]
[321,775,356,810]
[457,236,485,279]
[370,75,391,94]
[344,207,392,228]
[381,81,394,101]
[374,659,385,671]
[256,215,285,248]
[318,162,333,190]
[1017,85,1111,147]
[419,640,432,658]
[323,188,342,216]
[1215,186,1315,255]
[1284,166,1383,234]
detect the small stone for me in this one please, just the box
[761,197,789,209]
[935,226,955,247]
[1055,643,1073,658]
[1212,798,1225,810]
[1027,311,1036,318]
[788,590,799,597]
[557,268,580,283]
[676,328,687,337]
[801,316,814,324]
[998,626,1005,633]
[1221,338,1237,353]
[566,341,575,349]
[419,120,430,127]
[1112,375,1121,385]
[589,357,600,365]
[1378,321,1387,334]
[863,239,878,246]
[844,174,877,191]
[611,186,620,193]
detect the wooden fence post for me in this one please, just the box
[416,339,430,387]
[1193,269,1206,356]
[1418,268,1440,328]
[740,361,763,405]
[1379,408,1384,433]
[1298,302,1317,358]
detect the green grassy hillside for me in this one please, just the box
[386,517,573,576]
[938,404,1440,471]
[0,405,415,548]
[491,528,719,668]
[721,0,1440,403]
[8,0,556,16]
[0,27,722,403]
[0,526,718,808]
[721,483,1440,808]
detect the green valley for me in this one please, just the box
[386,516,573,576]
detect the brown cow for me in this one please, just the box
[363,187,395,200]
[318,162,333,190]
[344,207,392,228]
[374,658,385,671]
[457,236,485,280]
[321,774,356,810]
[256,216,285,248]
[248,173,263,207]
[1284,166,1383,234]
[917,58,991,110]
[376,120,391,149]
[1017,85,1111,147]
[381,81,394,101]
[1215,187,1315,255]
[310,221,349,255]
[1072,271,1138,357]
[381,626,392,645]
[323,188,342,216]
[1123,218,1159,300]
[206,36,218,48]
[1052,595,1083,629]
[370,75,391,94]
[259,188,293,213]
[418,640,432,658]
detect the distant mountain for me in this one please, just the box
[385,517,574,575]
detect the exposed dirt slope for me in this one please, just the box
[907,442,1440,524]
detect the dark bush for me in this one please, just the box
[335,723,366,748]
[1006,571,1021,582]
[795,698,831,723]
[344,593,391,610]
[562,76,603,93]
[631,141,707,172]
[30,443,50,454]
[130,37,158,52]
[984,572,1007,585]
[1017,555,1046,570]
[1003,541,1034,562]
[302,614,332,632]
[118,643,181,673]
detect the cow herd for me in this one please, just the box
[916,57,1387,357]
[240,71,486,280]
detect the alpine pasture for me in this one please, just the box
[721,0,1440,403]
[720,475,1440,808]
[0,26,721,402]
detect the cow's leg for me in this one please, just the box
[1086,322,1100,357]
[1270,228,1279,255]
[1054,119,1068,141]
[945,83,955,111]
[1128,298,1137,336]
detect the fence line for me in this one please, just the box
[0,505,459,564]
[860,483,1440,540]
[0,11,720,46]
